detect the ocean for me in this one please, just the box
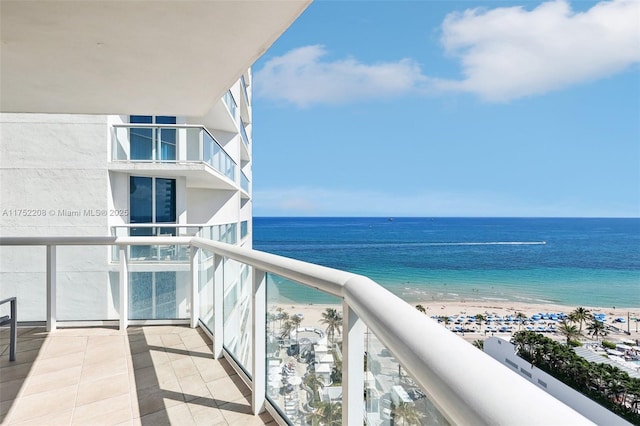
[253,217,640,308]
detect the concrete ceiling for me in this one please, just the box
[0,0,310,115]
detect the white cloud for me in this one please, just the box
[254,45,427,107]
[253,187,633,217]
[255,0,639,105]
[435,0,640,101]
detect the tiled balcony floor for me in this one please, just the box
[0,325,274,426]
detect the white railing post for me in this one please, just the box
[213,254,224,358]
[119,246,128,331]
[252,267,266,415]
[46,245,57,331]
[342,301,365,426]
[190,245,199,328]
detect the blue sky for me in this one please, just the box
[251,0,639,217]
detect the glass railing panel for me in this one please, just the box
[240,75,249,104]
[364,330,450,426]
[0,246,46,322]
[110,226,189,263]
[241,172,249,193]
[240,121,249,149]
[56,245,119,321]
[130,127,155,161]
[223,90,237,120]
[157,127,177,161]
[223,259,252,376]
[240,221,249,240]
[186,127,201,162]
[266,274,343,425]
[198,248,215,333]
[112,126,130,161]
[129,268,190,320]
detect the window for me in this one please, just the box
[129,176,177,259]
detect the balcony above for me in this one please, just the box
[0,1,311,115]
[110,125,238,190]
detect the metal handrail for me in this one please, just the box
[0,297,17,361]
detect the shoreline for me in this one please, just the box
[268,299,640,343]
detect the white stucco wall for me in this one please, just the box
[484,337,632,426]
[0,113,115,320]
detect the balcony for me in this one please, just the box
[0,236,592,425]
[0,325,273,425]
[111,124,237,190]
[223,91,238,123]
[241,172,250,195]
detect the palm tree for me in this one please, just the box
[569,307,591,333]
[290,314,303,349]
[586,318,608,342]
[280,318,295,342]
[313,401,342,426]
[516,312,527,330]
[304,372,325,408]
[472,339,484,350]
[415,304,426,314]
[320,308,342,345]
[393,401,422,425]
[557,320,580,345]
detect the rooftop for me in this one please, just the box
[0,325,273,425]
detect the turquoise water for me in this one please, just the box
[255,217,640,308]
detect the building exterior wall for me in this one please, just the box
[0,75,253,322]
[484,337,632,426]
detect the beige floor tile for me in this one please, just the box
[83,345,127,366]
[0,348,40,368]
[181,334,208,351]
[32,350,85,376]
[195,358,234,383]
[130,351,155,370]
[1,326,274,426]
[72,393,132,425]
[0,378,24,403]
[171,357,199,378]
[10,338,46,354]
[164,402,197,426]
[21,365,82,397]
[187,397,226,426]
[11,408,73,426]
[40,336,87,358]
[8,383,77,424]
[0,362,33,383]
[135,385,184,418]
[1,399,14,422]
[80,354,128,382]
[76,371,130,406]
[206,374,251,405]
[177,374,211,402]
[160,334,182,347]
[163,343,189,362]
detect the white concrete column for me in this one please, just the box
[213,254,224,358]
[251,267,266,415]
[46,245,56,332]
[190,245,199,328]
[342,301,365,426]
[119,246,128,331]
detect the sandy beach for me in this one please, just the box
[268,299,640,344]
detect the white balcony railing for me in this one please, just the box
[110,223,237,262]
[111,124,237,183]
[0,235,593,426]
